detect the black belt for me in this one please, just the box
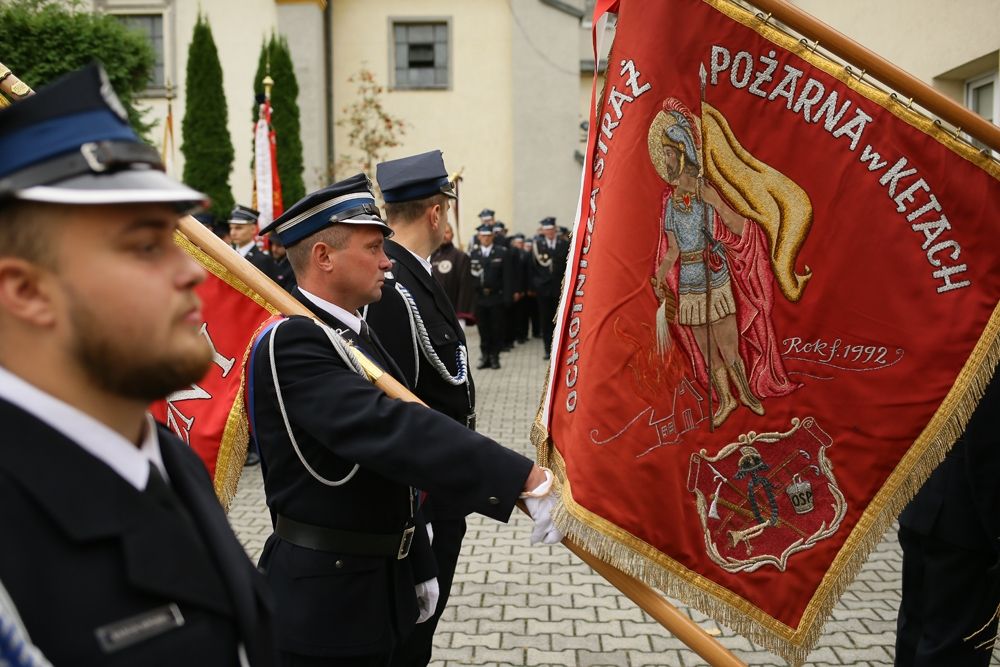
[275,515,415,560]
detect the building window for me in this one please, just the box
[965,71,998,153]
[116,13,166,91]
[392,21,449,90]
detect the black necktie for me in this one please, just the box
[146,462,200,537]
[359,319,374,345]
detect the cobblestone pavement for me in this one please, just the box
[228,329,999,666]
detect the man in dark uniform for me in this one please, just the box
[531,216,570,360]
[231,205,280,466]
[491,220,510,248]
[468,209,490,251]
[508,234,531,345]
[523,238,542,338]
[469,224,514,369]
[251,174,560,666]
[366,150,475,667]
[230,204,280,283]
[0,64,275,666]
[895,367,1000,666]
[430,222,475,323]
[268,232,297,292]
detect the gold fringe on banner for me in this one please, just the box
[175,231,281,509]
[212,316,282,511]
[534,0,1000,660]
[711,0,1000,181]
[536,298,999,664]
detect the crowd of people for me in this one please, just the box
[442,210,571,369]
[0,64,561,667]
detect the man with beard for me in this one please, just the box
[251,173,560,666]
[430,222,474,323]
[0,65,275,664]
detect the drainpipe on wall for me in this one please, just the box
[325,0,334,177]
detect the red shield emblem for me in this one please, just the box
[686,417,844,572]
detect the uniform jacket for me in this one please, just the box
[430,242,475,318]
[900,369,1000,553]
[469,244,516,306]
[250,289,533,657]
[244,245,281,285]
[366,239,475,428]
[0,400,275,666]
[272,256,296,293]
[366,239,477,520]
[531,237,570,297]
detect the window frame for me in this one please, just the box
[101,1,171,98]
[388,17,452,91]
[964,70,999,156]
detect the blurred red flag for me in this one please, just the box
[150,237,277,509]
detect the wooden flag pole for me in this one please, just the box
[178,215,744,666]
[745,0,1000,154]
[562,536,745,666]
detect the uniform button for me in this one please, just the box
[488,496,500,505]
[335,560,344,569]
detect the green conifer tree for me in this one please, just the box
[253,34,305,206]
[0,0,155,137]
[182,13,234,220]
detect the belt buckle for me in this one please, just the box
[397,525,415,560]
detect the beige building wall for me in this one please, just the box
[331,0,516,243]
[789,0,1000,100]
[511,0,585,233]
[96,0,282,208]
[91,0,585,235]
[276,1,330,194]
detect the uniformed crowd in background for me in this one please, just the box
[207,197,572,374]
[459,210,570,369]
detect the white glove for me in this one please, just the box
[414,577,440,623]
[521,469,564,545]
[426,521,434,545]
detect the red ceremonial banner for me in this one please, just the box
[151,236,277,508]
[539,0,1000,662]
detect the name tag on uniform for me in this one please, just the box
[490,257,503,264]
[95,603,185,653]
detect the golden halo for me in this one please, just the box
[648,110,679,185]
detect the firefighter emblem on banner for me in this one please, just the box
[686,417,845,573]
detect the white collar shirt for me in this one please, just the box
[236,241,256,257]
[0,365,167,490]
[298,287,363,335]
[405,247,433,276]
